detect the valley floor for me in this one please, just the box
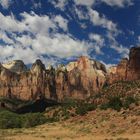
[0,106,140,140]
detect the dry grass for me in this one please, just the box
[0,106,140,140]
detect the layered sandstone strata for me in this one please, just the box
[0,57,107,101]
[127,47,140,80]
[108,47,140,83]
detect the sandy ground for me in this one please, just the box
[0,108,140,140]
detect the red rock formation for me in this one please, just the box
[108,47,140,83]
[0,47,139,102]
[108,58,128,83]
[2,60,27,74]
[0,57,107,101]
[67,56,107,99]
[127,47,140,80]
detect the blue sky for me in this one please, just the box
[0,0,140,67]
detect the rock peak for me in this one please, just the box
[2,60,27,73]
[108,46,140,83]
[31,59,46,73]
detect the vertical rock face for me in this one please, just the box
[108,58,128,83]
[127,47,140,80]
[108,47,140,83]
[0,57,107,101]
[116,58,128,79]
[2,60,27,74]
[67,56,107,99]
[0,47,140,102]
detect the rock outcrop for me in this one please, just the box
[127,47,140,80]
[0,57,107,101]
[0,47,139,103]
[108,47,140,83]
[67,56,107,99]
[2,60,27,74]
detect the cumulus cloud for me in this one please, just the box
[101,0,133,8]
[48,0,68,10]
[89,33,104,45]
[89,33,105,54]
[138,36,140,42]
[0,0,12,9]
[74,0,96,7]
[74,0,133,8]
[0,0,133,66]
[0,12,92,65]
[0,30,14,44]
[107,32,129,58]
[88,9,118,32]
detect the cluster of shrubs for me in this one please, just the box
[0,110,46,129]
[45,99,97,122]
[0,93,139,129]
[100,96,139,111]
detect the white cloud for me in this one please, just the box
[0,12,93,65]
[72,4,118,33]
[89,33,104,45]
[32,1,42,9]
[101,0,133,8]
[49,0,68,10]
[53,15,68,32]
[0,0,133,65]
[138,36,140,42]
[74,0,96,7]
[73,0,134,8]
[88,9,118,32]
[89,33,105,54]
[0,30,14,44]
[0,0,12,9]
[107,32,129,58]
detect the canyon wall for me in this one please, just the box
[0,47,140,102]
[0,56,107,101]
[108,47,140,83]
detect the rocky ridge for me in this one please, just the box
[0,56,107,102]
[0,47,140,104]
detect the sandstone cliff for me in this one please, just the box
[127,47,140,80]
[0,57,107,101]
[67,56,107,99]
[0,47,139,102]
[2,60,27,74]
[108,47,140,83]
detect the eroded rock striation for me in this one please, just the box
[127,47,140,80]
[66,56,107,99]
[0,47,140,103]
[0,57,107,102]
[2,60,27,74]
[108,47,140,83]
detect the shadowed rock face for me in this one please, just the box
[2,60,27,74]
[127,47,140,80]
[0,47,139,103]
[108,47,140,83]
[67,56,107,99]
[0,57,107,101]
[108,58,128,83]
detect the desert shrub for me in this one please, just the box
[0,111,22,129]
[62,98,78,108]
[0,110,47,129]
[100,97,123,111]
[123,96,138,109]
[76,103,96,116]
[22,113,46,128]
[108,97,123,111]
